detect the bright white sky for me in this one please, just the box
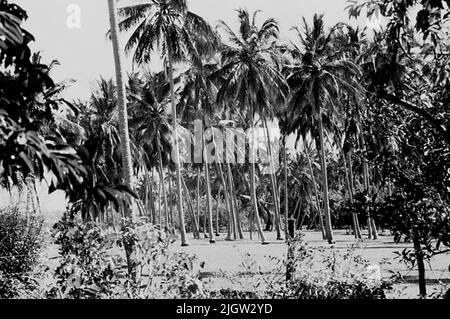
[14,0,366,101]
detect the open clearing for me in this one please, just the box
[172,230,450,298]
[30,196,450,299]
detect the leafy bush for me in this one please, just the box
[204,233,393,299]
[48,215,205,299]
[48,217,394,300]
[0,205,44,298]
[283,233,393,299]
[120,218,206,299]
[47,214,122,299]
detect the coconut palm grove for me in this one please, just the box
[0,0,449,300]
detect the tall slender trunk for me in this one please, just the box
[107,0,137,279]
[158,179,162,225]
[360,135,378,240]
[215,186,221,237]
[196,166,206,238]
[181,174,199,239]
[263,119,282,240]
[216,164,233,240]
[146,168,155,222]
[347,151,362,238]
[341,149,362,239]
[31,178,41,215]
[212,129,234,240]
[316,103,334,244]
[157,135,169,229]
[202,121,215,243]
[167,172,171,225]
[283,137,289,239]
[293,196,301,224]
[305,143,326,239]
[297,202,308,230]
[142,172,149,219]
[413,227,427,297]
[250,114,268,244]
[227,163,244,239]
[225,163,238,240]
[167,48,189,246]
[151,168,157,224]
[347,152,356,200]
[169,172,175,226]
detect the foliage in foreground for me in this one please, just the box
[0,205,44,298]
[47,216,204,299]
[45,219,394,299]
[3,214,449,299]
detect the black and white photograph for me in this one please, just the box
[0,0,449,307]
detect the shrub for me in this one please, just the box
[203,233,393,299]
[47,214,121,299]
[283,233,393,299]
[48,215,205,299]
[0,205,44,298]
[117,218,208,299]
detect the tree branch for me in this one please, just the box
[379,92,450,144]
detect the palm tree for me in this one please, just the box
[286,14,362,244]
[117,0,218,246]
[217,9,288,244]
[127,71,176,230]
[337,25,378,239]
[107,0,137,277]
[178,60,222,243]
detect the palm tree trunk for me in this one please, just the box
[202,122,215,243]
[347,151,362,238]
[341,149,362,239]
[31,178,41,215]
[293,196,301,218]
[216,164,234,240]
[283,137,289,239]
[317,109,335,244]
[151,168,157,224]
[142,172,149,219]
[215,186,221,237]
[167,48,189,246]
[107,0,138,279]
[158,178,162,225]
[181,174,200,239]
[305,142,326,239]
[196,166,206,238]
[225,163,238,240]
[168,172,175,227]
[250,114,268,245]
[413,227,427,297]
[263,119,282,240]
[360,135,378,240]
[227,163,244,239]
[193,168,201,238]
[347,152,356,198]
[211,129,234,240]
[157,136,169,229]
[146,168,155,222]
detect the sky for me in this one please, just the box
[5,0,369,205]
[14,0,364,101]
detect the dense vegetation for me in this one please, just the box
[0,0,449,298]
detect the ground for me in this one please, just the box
[171,230,450,298]
[3,187,449,299]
